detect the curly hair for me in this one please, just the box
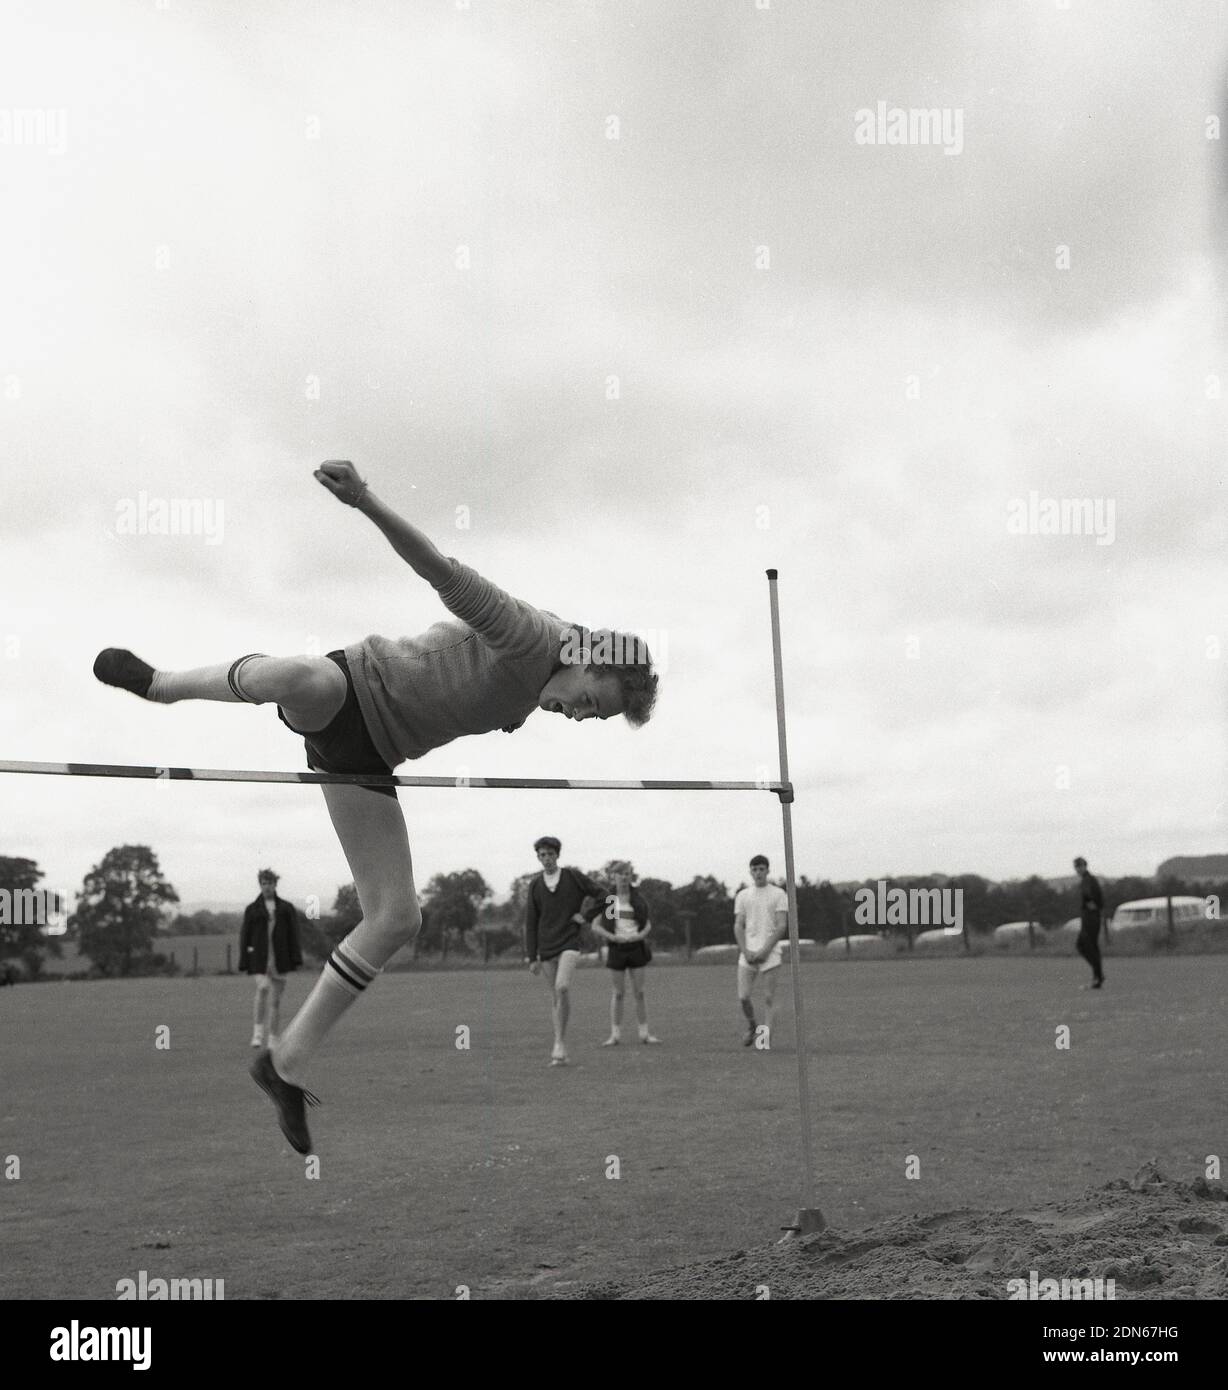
[559,626,659,727]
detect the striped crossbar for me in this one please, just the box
[0,759,791,796]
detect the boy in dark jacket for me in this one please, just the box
[239,869,303,1046]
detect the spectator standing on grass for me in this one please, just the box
[239,869,303,1047]
[585,860,660,1047]
[733,855,789,1049]
[524,837,604,1066]
[1072,856,1105,990]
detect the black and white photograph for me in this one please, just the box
[2,0,1225,1354]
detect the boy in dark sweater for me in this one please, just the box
[525,837,603,1065]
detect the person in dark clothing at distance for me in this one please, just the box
[1073,856,1105,990]
[239,869,303,1046]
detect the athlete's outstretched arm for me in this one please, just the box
[315,461,451,587]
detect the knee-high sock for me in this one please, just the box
[740,996,756,1025]
[272,926,399,1083]
[149,654,264,704]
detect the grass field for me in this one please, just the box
[1,955,1222,1299]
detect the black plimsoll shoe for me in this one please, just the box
[250,1049,319,1154]
[93,648,156,699]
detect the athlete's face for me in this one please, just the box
[538,667,623,722]
[612,868,632,894]
[536,846,559,872]
[750,864,769,887]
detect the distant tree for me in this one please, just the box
[0,855,64,979]
[167,909,241,937]
[505,871,539,929]
[675,874,732,949]
[1102,875,1161,918]
[422,870,492,954]
[70,845,179,976]
[984,875,1061,933]
[637,877,679,947]
[331,883,363,936]
[795,877,847,942]
[298,882,363,960]
[947,874,994,933]
[473,902,521,960]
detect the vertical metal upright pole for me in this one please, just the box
[766,569,824,1235]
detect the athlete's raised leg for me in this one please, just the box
[93,649,346,731]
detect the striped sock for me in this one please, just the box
[145,654,266,705]
[273,940,381,1083]
[325,938,381,996]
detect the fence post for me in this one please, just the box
[1166,893,1175,946]
[225,942,231,973]
[843,905,850,956]
[192,945,198,976]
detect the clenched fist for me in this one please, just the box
[314,460,369,507]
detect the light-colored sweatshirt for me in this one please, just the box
[344,558,566,770]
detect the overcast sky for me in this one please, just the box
[2,0,1225,912]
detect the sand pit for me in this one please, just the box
[563,1164,1228,1300]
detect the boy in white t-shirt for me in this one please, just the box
[732,855,789,1049]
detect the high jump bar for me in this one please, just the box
[0,760,793,799]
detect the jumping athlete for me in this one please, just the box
[93,461,658,1152]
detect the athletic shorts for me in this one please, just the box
[738,949,782,973]
[606,940,652,971]
[277,650,397,799]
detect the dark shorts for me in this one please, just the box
[606,940,652,971]
[277,650,397,798]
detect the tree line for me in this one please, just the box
[2,849,1224,979]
